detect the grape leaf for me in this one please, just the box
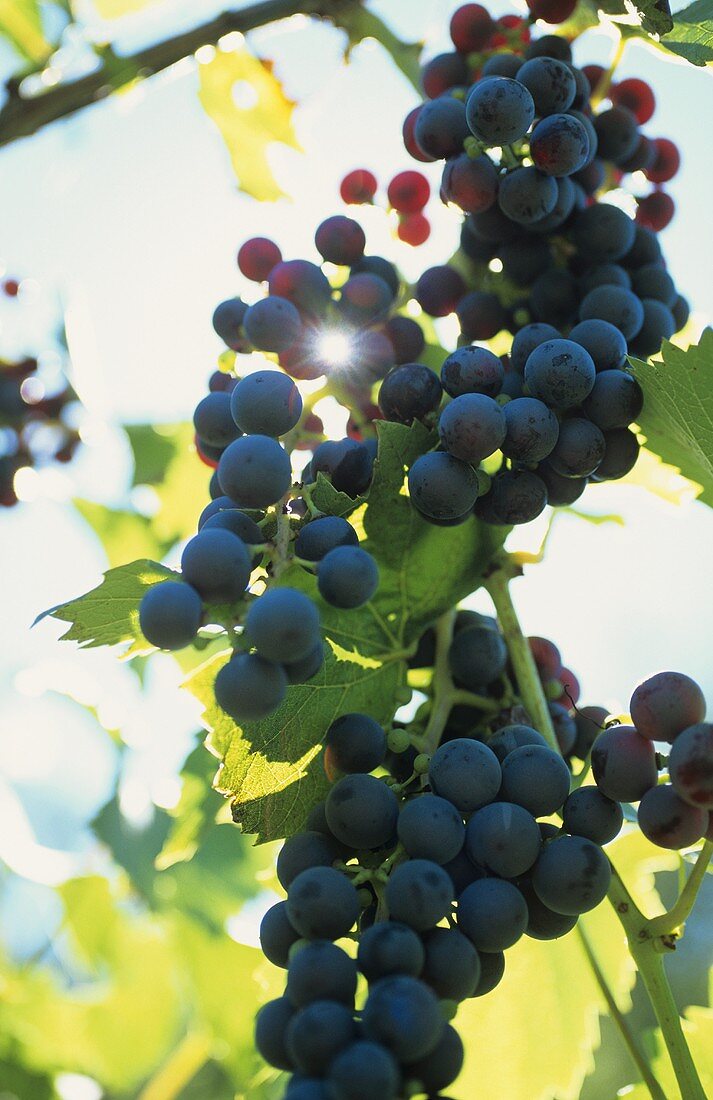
[0,0,51,66]
[44,559,174,653]
[73,499,172,566]
[630,330,713,507]
[310,472,365,518]
[660,0,713,65]
[594,0,673,36]
[333,5,422,88]
[198,47,301,202]
[127,422,211,545]
[125,422,184,487]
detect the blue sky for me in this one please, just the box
[0,0,712,953]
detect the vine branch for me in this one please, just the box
[647,841,713,938]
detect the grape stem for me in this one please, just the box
[647,841,713,938]
[136,1030,212,1100]
[576,923,668,1100]
[590,31,626,108]
[484,562,559,751]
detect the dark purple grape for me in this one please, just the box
[668,723,713,810]
[591,724,658,802]
[637,783,708,848]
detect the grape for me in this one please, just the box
[548,417,605,478]
[428,737,502,812]
[295,516,358,562]
[443,846,484,895]
[362,975,445,1063]
[339,273,393,326]
[212,297,248,350]
[502,397,559,463]
[672,294,690,332]
[623,225,662,268]
[284,642,324,685]
[408,1023,465,1094]
[357,921,425,981]
[277,831,343,890]
[467,204,520,244]
[488,725,547,762]
[180,528,252,603]
[243,296,302,353]
[550,702,577,755]
[326,773,399,849]
[317,546,379,609]
[631,264,676,308]
[611,77,656,124]
[572,204,636,263]
[407,452,479,522]
[287,999,356,1076]
[669,723,713,809]
[519,880,578,940]
[578,286,643,344]
[403,105,436,162]
[645,138,681,184]
[237,236,282,282]
[572,704,609,760]
[458,878,529,951]
[324,713,386,776]
[311,438,373,497]
[340,168,378,204]
[467,802,542,877]
[456,290,507,341]
[285,1079,327,1100]
[593,106,639,164]
[517,58,576,116]
[638,784,708,848]
[530,114,589,177]
[472,949,506,996]
[630,671,706,743]
[441,153,499,214]
[229,370,302,438]
[421,52,469,98]
[569,65,592,108]
[593,427,640,480]
[314,216,366,266]
[580,264,632,294]
[530,269,579,327]
[387,170,430,213]
[575,158,606,195]
[214,652,287,722]
[591,724,657,801]
[218,434,292,508]
[498,166,558,225]
[420,926,480,1002]
[563,787,623,845]
[568,319,628,372]
[441,345,503,399]
[414,96,471,160]
[255,996,295,1070]
[260,901,300,968]
[287,866,359,940]
[193,392,241,449]
[268,260,332,317]
[524,339,596,408]
[527,0,576,23]
[384,860,454,931]
[245,587,320,663]
[415,265,467,317]
[286,941,357,1007]
[202,508,263,559]
[397,793,466,864]
[383,316,425,365]
[466,77,536,146]
[139,580,202,650]
[538,462,588,506]
[532,834,611,915]
[485,468,549,525]
[499,237,552,286]
[501,744,571,815]
[449,625,507,688]
[438,393,506,463]
[482,53,524,78]
[378,364,443,424]
[450,4,494,51]
[326,1041,401,1100]
[628,299,675,358]
[578,371,643,434]
[195,436,224,466]
[530,175,578,233]
[510,323,560,372]
[351,255,400,297]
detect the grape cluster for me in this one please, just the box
[587,671,713,850]
[254,618,624,1098]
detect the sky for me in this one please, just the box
[0,0,713,961]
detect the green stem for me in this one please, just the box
[332,7,422,92]
[137,1031,212,1100]
[417,610,458,756]
[590,32,626,108]
[647,842,713,938]
[577,924,667,1100]
[484,564,558,751]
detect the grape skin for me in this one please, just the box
[139,581,202,650]
[502,397,560,464]
[259,901,300,968]
[407,451,480,522]
[286,866,360,940]
[637,783,708,848]
[668,723,713,809]
[397,793,466,864]
[244,587,320,663]
[357,921,425,982]
[466,77,535,146]
[180,529,252,603]
[384,859,454,931]
[562,787,624,845]
[218,434,292,508]
[532,834,611,915]
[317,546,379,609]
[286,941,357,1007]
[438,393,506,463]
[254,996,295,1071]
[500,744,572,816]
[276,831,342,890]
[362,975,445,1063]
[449,625,508,688]
[214,652,287,722]
[466,801,542,877]
[591,724,658,802]
[326,1040,401,1100]
[458,878,529,952]
[325,773,399,849]
[524,339,596,409]
[428,737,502,812]
[294,516,358,561]
[407,1023,465,1094]
[630,671,706,743]
[230,369,302,437]
[420,927,481,1001]
[324,712,386,776]
[285,1000,355,1075]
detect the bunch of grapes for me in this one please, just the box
[0,279,82,506]
[340,165,433,247]
[254,617,627,1099]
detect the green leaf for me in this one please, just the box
[93,0,160,17]
[0,0,51,66]
[333,6,422,89]
[631,330,713,507]
[661,0,713,65]
[310,471,365,518]
[125,422,183,487]
[596,0,673,36]
[45,559,174,653]
[626,1011,713,1099]
[73,498,172,566]
[127,421,212,544]
[198,47,301,202]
